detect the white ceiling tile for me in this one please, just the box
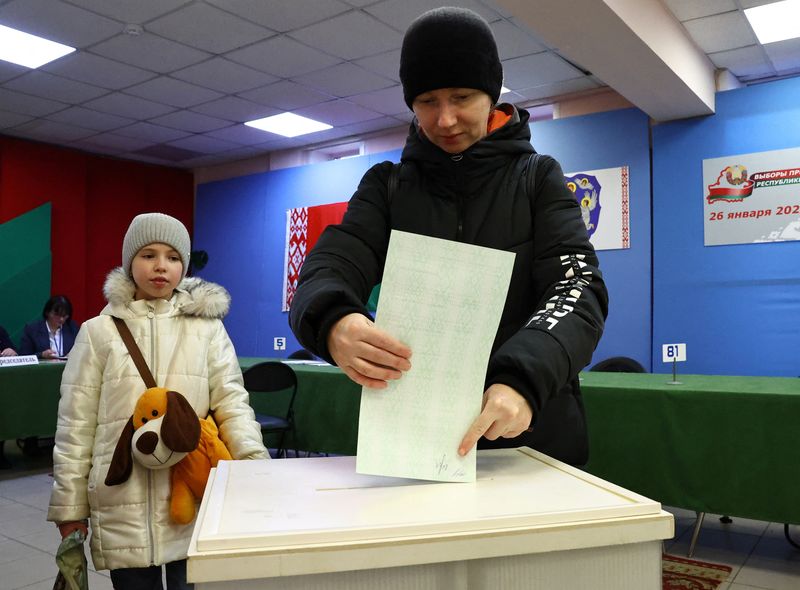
[0,60,28,83]
[226,35,341,78]
[205,0,351,32]
[709,45,773,79]
[340,0,379,7]
[147,3,272,53]
[65,0,193,23]
[365,0,500,31]
[0,0,121,47]
[113,121,191,143]
[394,111,414,124]
[346,84,407,116]
[149,110,232,133]
[737,0,777,9]
[239,80,335,111]
[75,132,155,152]
[515,77,603,102]
[167,134,241,154]
[0,109,33,128]
[3,71,108,103]
[339,115,406,136]
[682,12,758,54]
[303,114,402,144]
[6,118,96,141]
[41,52,155,89]
[90,32,210,74]
[47,106,134,131]
[83,92,176,119]
[502,52,584,89]
[662,0,736,22]
[0,88,66,116]
[172,58,276,93]
[206,123,280,145]
[295,62,394,97]
[190,96,278,122]
[763,37,800,75]
[295,99,383,126]
[130,143,206,161]
[354,50,401,82]
[290,11,402,60]
[124,76,223,108]
[490,20,546,60]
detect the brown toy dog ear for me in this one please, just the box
[105,418,135,486]
[162,390,201,452]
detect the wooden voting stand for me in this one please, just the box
[187,448,672,590]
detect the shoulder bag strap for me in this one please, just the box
[112,316,157,389]
[387,162,401,206]
[524,152,540,201]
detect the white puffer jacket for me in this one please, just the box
[48,268,268,570]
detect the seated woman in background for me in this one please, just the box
[19,295,80,359]
[0,325,17,356]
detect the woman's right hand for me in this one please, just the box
[328,313,412,389]
[57,520,88,539]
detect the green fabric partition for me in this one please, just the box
[0,203,52,344]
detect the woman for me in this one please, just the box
[19,295,79,359]
[289,7,608,465]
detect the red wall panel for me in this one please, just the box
[0,137,193,321]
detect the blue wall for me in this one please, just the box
[532,108,652,370]
[652,76,800,376]
[195,150,401,357]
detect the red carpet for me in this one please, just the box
[663,554,733,589]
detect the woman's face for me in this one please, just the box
[47,309,68,328]
[412,88,493,154]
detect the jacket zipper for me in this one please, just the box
[146,304,156,565]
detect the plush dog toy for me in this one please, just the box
[105,387,232,524]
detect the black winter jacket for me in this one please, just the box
[289,105,608,465]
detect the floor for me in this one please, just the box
[1,444,799,590]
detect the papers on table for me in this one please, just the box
[356,231,515,483]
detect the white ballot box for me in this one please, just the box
[188,448,673,590]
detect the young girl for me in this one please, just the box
[48,213,268,589]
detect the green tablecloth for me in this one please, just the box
[239,358,361,456]
[580,372,800,524]
[0,360,65,439]
[6,359,800,524]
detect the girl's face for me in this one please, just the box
[131,243,183,301]
[412,88,493,154]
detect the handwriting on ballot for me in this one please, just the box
[356,231,515,483]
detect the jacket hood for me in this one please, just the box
[402,103,533,168]
[102,267,231,319]
[400,103,534,197]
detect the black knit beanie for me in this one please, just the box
[399,7,503,109]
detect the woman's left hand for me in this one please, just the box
[458,383,533,456]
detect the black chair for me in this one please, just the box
[242,361,298,458]
[589,356,647,373]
